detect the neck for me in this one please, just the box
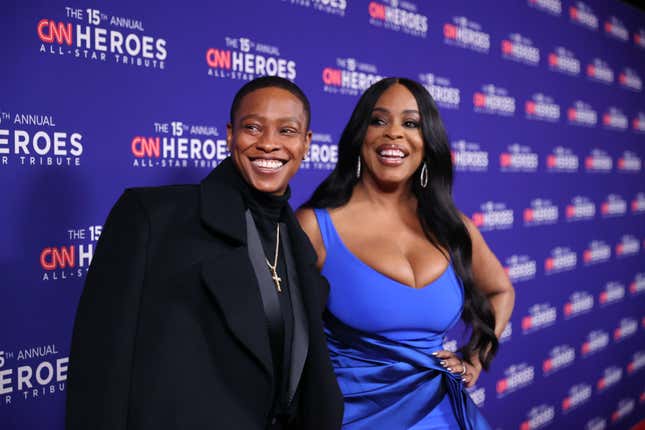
[352,174,417,211]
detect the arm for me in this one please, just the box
[295,207,326,271]
[462,214,515,340]
[436,214,515,387]
[66,190,149,430]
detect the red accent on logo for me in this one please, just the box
[472,212,484,227]
[545,257,554,271]
[543,358,553,372]
[640,391,645,402]
[37,19,73,45]
[205,48,232,69]
[618,158,625,169]
[322,67,342,86]
[605,22,613,33]
[523,208,534,222]
[520,421,530,430]
[40,246,75,270]
[597,378,606,390]
[616,243,624,256]
[613,328,622,340]
[502,40,513,54]
[473,92,486,107]
[636,34,642,45]
[585,156,594,169]
[569,6,578,19]
[581,342,590,354]
[368,2,386,20]
[567,108,577,121]
[525,101,536,115]
[496,378,508,394]
[562,397,571,410]
[619,73,627,84]
[583,249,592,262]
[522,316,532,330]
[602,113,612,125]
[627,362,635,374]
[566,205,576,218]
[630,282,637,293]
[500,153,512,167]
[546,154,556,168]
[611,411,620,422]
[548,53,558,66]
[587,64,596,77]
[601,202,609,215]
[564,303,573,316]
[444,23,457,40]
[600,291,608,304]
[131,137,161,158]
[633,118,641,130]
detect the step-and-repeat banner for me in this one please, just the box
[1,1,644,429]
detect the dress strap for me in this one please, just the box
[313,208,336,251]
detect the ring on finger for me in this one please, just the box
[459,360,467,376]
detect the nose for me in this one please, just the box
[385,122,404,140]
[255,130,281,152]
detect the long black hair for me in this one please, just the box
[303,77,498,369]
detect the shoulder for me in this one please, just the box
[125,184,200,218]
[295,207,326,269]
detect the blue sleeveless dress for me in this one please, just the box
[314,209,491,430]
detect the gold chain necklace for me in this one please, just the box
[265,223,282,292]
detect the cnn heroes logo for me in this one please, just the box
[473,84,515,116]
[419,73,461,110]
[0,345,67,405]
[501,33,540,66]
[527,0,562,16]
[37,6,167,69]
[322,57,384,96]
[451,139,488,172]
[548,47,580,76]
[368,0,428,38]
[301,132,338,171]
[131,120,228,169]
[569,2,599,31]
[0,111,83,168]
[207,36,296,81]
[39,224,101,281]
[444,16,490,53]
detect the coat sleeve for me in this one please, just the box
[66,189,149,430]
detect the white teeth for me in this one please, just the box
[379,149,405,158]
[252,159,283,169]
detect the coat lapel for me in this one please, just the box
[199,159,273,378]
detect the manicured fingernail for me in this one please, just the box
[447,367,452,372]
[440,361,446,366]
[432,352,438,356]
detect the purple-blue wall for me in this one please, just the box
[1,1,644,429]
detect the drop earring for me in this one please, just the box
[356,156,361,179]
[420,162,428,188]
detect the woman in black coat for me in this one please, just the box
[66,77,343,430]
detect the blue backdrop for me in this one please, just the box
[1,1,644,429]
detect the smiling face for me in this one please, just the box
[360,83,425,188]
[227,86,312,195]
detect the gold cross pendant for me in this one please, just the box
[268,265,282,292]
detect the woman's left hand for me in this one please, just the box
[433,350,482,388]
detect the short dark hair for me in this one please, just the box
[229,76,311,129]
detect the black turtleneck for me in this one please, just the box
[224,161,295,420]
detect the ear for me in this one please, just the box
[226,123,233,152]
[303,130,312,159]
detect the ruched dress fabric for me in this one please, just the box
[314,209,491,430]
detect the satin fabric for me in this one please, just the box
[325,312,491,430]
[314,208,491,429]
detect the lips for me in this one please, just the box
[250,157,288,171]
[375,144,408,165]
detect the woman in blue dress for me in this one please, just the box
[297,78,515,429]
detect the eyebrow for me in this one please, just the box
[372,107,420,115]
[238,114,303,125]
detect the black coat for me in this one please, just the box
[66,161,343,429]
